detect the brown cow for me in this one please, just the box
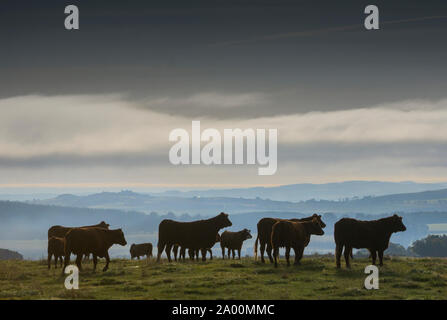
[220,229,252,259]
[157,212,232,262]
[130,243,153,259]
[334,214,406,268]
[48,221,110,239]
[254,214,326,263]
[271,218,324,268]
[47,236,65,269]
[62,227,127,273]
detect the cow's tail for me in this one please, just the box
[254,235,259,260]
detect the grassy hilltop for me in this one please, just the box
[1,257,447,300]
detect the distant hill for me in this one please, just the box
[0,248,23,260]
[29,188,447,215]
[148,181,447,202]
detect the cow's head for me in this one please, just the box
[99,221,110,229]
[310,218,325,236]
[312,214,326,228]
[391,214,406,232]
[217,212,232,228]
[114,228,127,246]
[241,228,252,240]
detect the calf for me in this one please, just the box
[220,229,252,259]
[47,236,65,269]
[175,233,221,261]
[271,218,324,268]
[130,243,153,259]
[334,214,406,268]
[63,227,127,273]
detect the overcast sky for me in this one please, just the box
[0,0,446,190]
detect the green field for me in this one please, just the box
[1,256,447,300]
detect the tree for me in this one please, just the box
[409,235,447,257]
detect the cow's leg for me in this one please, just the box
[165,244,173,262]
[285,246,291,266]
[335,244,342,268]
[62,253,70,275]
[103,252,110,272]
[75,254,83,272]
[371,250,377,265]
[157,242,165,262]
[221,246,225,259]
[296,246,304,265]
[344,246,351,268]
[273,247,279,268]
[173,245,178,262]
[266,242,274,264]
[238,248,241,260]
[378,250,384,266]
[259,240,266,263]
[48,253,52,269]
[92,255,98,271]
[60,256,63,267]
[209,249,213,260]
[201,248,207,262]
[232,249,236,259]
[55,255,59,269]
[179,247,185,261]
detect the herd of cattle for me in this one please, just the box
[47,212,406,273]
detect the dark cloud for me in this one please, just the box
[0,0,446,118]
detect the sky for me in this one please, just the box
[0,0,447,191]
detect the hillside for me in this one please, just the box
[149,181,447,202]
[0,248,23,260]
[28,188,447,215]
[1,257,446,299]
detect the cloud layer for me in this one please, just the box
[1,94,447,186]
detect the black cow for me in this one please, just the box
[334,214,406,268]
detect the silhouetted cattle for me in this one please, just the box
[271,218,324,268]
[334,214,406,268]
[130,243,153,259]
[63,227,127,273]
[48,221,109,239]
[220,229,252,259]
[254,214,326,263]
[178,233,221,261]
[157,212,232,262]
[47,236,65,269]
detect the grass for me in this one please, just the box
[1,256,447,299]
